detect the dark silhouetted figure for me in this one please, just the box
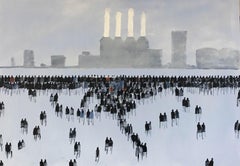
[209,158,214,166]
[205,158,209,166]
[95,147,100,162]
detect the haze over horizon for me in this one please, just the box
[0,0,239,66]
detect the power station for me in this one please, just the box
[79,8,162,68]
[21,6,240,69]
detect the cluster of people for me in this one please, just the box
[5,142,12,158]
[33,126,41,140]
[135,142,147,161]
[65,106,73,122]
[20,118,28,134]
[54,103,63,118]
[171,109,179,127]
[69,128,76,144]
[68,159,77,166]
[39,159,47,166]
[49,93,58,106]
[76,108,86,124]
[28,89,37,102]
[159,112,168,128]
[17,139,25,150]
[174,87,184,100]
[74,142,81,158]
[145,121,152,135]
[182,97,190,111]
[40,111,47,126]
[205,158,214,166]
[130,133,147,161]
[86,109,94,125]
[196,122,206,139]
[195,105,202,121]
[104,137,113,154]
[0,73,226,165]
[123,123,133,140]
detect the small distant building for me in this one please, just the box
[51,55,66,67]
[171,31,187,68]
[40,63,47,67]
[11,57,15,67]
[23,50,35,67]
[196,48,240,69]
[78,52,101,68]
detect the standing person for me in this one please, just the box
[205,158,209,166]
[73,159,77,166]
[175,109,179,125]
[0,160,3,166]
[95,147,100,162]
[0,134,3,151]
[108,138,113,153]
[39,159,44,166]
[171,110,175,127]
[69,159,73,166]
[135,145,140,161]
[209,158,214,166]
[105,137,109,153]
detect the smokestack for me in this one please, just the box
[128,8,134,37]
[140,12,146,37]
[103,8,110,37]
[115,12,122,37]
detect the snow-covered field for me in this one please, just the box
[0,68,240,166]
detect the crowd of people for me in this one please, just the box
[2,73,239,165]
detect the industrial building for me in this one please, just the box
[51,55,66,67]
[78,8,162,68]
[196,48,240,69]
[23,50,35,67]
[171,31,187,68]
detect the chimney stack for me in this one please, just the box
[140,12,146,37]
[127,8,134,37]
[103,8,110,37]
[115,12,122,37]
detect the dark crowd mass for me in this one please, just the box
[1,74,240,165]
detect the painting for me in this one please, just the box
[0,0,240,165]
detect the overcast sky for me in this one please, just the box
[0,0,239,66]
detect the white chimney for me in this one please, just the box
[115,12,122,37]
[103,8,110,37]
[140,12,146,37]
[127,8,134,37]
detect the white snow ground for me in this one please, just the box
[0,68,240,166]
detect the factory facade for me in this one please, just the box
[78,8,162,68]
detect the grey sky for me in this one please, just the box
[0,0,239,66]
